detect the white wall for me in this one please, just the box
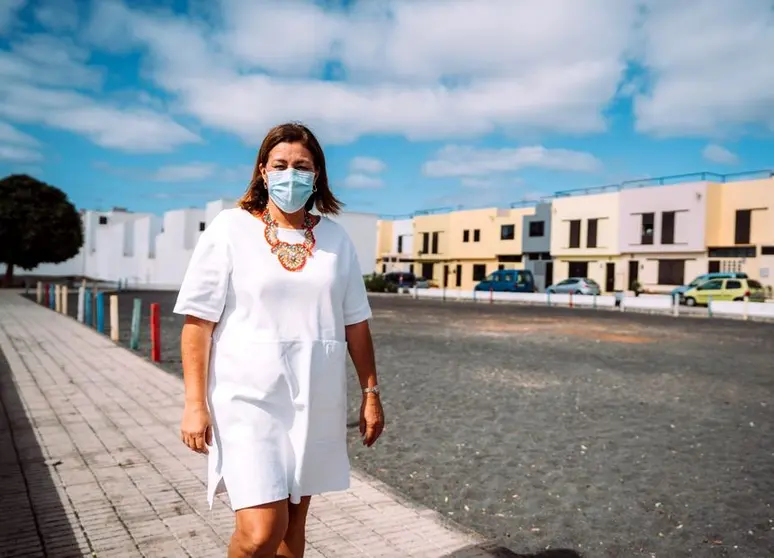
[9,199,378,288]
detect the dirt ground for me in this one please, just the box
[56,292,774,557]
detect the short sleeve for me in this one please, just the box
[173,216,231,323]
[343,239,372,326]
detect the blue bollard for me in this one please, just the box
[84,289,92,326]
[49,286,55,309]
[130,298,142,350]
[96,292,105,333]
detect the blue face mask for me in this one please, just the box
[266,168,316,213]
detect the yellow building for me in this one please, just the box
[705,175,774,288]
[550,188,623,292]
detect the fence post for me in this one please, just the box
[412,285,418,300]
[708,296,713,318]
[130,298,142,350]
[109,295,119,342]
[84,288,92,326]
[546,291,551,307]
[62,286,69,316]
[54,285,61,313]
[48,285,55,309]
[77,284,85,322]
[36,281,43,304]
[442,286,447,302]
[672,293,679,317]
[96,292,105,333]
[569,291,574,309]
[457,288,462,301]
[619,292,625,312]
[150,303,161,362]
[743,295,749,321]
[489,286,493,304]
[592,292,597,310]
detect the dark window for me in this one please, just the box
[498,264,505,270]
[497,254,522,263]
[657,259,685,285]
[762,246,774,255]
[708,260,720,273]
[473,229,481,242]
[431,232,439,254]
[500,224,515,240]
[587,218,598,248]
[726,280,742,290]
[708,246,756,258]
[421,262,434,280]
[199,221,206,232]
[749,279,763,289]
[421,233,429,254]
[529,221,545,237]
[568,220,581,248]
[641,213,655,245]
[381,264,386,273]
[397,236,403,253]
[661,211,675,245]
[735,209,751,244]
[472,264,487,281]
[628,260,639,289]
[455,264,462,287]
[463,230,470,242]
[409,264,414,274]
[98,216,108,225]
[568,261,588,277]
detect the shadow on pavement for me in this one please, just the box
[0,346,84,556]
[444,543,583,557]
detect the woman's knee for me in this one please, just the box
[233,502,289,556]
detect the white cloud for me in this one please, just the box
[422,145,602,178]
[702,144,739,165]
[349,156,386,174]
[343,173,384,189]
[150,162,217,182]
[633,0,774,136]
[0,144,43,163]
[0,121,39,146]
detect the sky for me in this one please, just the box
[0,0,773,218]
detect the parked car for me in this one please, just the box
[682,277,765,306]
[473,269,536,292]
[671,272,748,299]
[546,277,601,295]
[383,271,416,288]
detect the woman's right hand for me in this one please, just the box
[180,402,212,454]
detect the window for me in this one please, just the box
[472,264,487,281]
[409,264,415,274]
[498,264,505,270]
[657,259,685,285]
[568,220,581,248]
[726,280,742,290]
[473,229,481,242]
[762,246,774,255]
[586,218,598,248]
[697,279,723,291]
[735,209,751,244]
[98,216,108,225]
[431,232,439,254]
[455,264,462,287]
[381,264,386,273]
[421,233,429,254]
[397,236,403,253]
[500,224,515,240]
[463,230,470,242]
[641,213,654,245]
[421,262,434,280]
[199,221,206,232]
[661,211,675,245]
[529,221,545,237]
[708,260,720,273]
[748,279,763,289]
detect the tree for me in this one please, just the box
[0,175,83,287]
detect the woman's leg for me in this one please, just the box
[228,499,289,558]
[276,496,312,558]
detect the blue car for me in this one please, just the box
[474,269,536,292]
[671,272,748,299]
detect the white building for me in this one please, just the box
[5,199,379,289]
[377,218,414,274]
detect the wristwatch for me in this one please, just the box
[363,385,380,396]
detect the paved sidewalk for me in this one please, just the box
[0,291,499,558]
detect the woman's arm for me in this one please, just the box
[346,320,384,446]
[180,315,216,453]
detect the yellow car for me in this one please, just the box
[683,277,766,306]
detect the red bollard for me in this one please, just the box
[44,283,50,304]
[489,286,494,304]
[150,303,161,362]
[569,291,573,308]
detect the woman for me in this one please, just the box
[173,122,385,558]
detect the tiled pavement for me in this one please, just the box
[0,291,496,558]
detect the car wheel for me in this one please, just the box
[685,297,696,307]
[733,297,743,302]
[574,290,582,295]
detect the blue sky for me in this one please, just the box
[1,0,773,217]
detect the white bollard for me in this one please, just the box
[672,293,679,317]
[62,286,69,315]
[412,285,418,299]
[77,285,85,322]
[36,281,43,304]
[457,288,462,301]
[109,295,119,342]
[54,285,62,313]
[743,295,749,321]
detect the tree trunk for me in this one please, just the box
[3,263,13,288]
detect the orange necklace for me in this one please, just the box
[261,210,317,271]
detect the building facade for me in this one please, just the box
[376,218,414,274]
[522,202,553,292]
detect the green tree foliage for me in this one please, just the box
[0,174,83,286]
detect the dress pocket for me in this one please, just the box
[212,340,290,403]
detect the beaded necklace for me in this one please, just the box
[261,210,318,271]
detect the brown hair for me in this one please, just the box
[238,122,342,215]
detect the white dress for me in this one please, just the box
[172,207,372,510]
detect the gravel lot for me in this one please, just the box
[47,291,774,557]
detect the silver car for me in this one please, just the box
[546,277,601,295]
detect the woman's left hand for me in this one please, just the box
[360,394,385,447]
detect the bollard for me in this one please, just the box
[109,295,119,341]
[48,285,55,309]
[708,296,713,318]
[593,292,597,310]
[569,291,574,309]
[84,288,92,326]
[77,284,85,322]
[24,281,29,296]
[412,285,418,300]
[92,288,99,326]
[36,281,42,304]
[672,293,679,317]
[130,298,142,350]
[54,285,61,313]
[96,292,105,333]
[489,286,493,304]
[619,292,625,312]
[62,286,69,316]
[150,303,161,362]
[743,295,749,321]
[457,288,462,301]
[546,291,551,307]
